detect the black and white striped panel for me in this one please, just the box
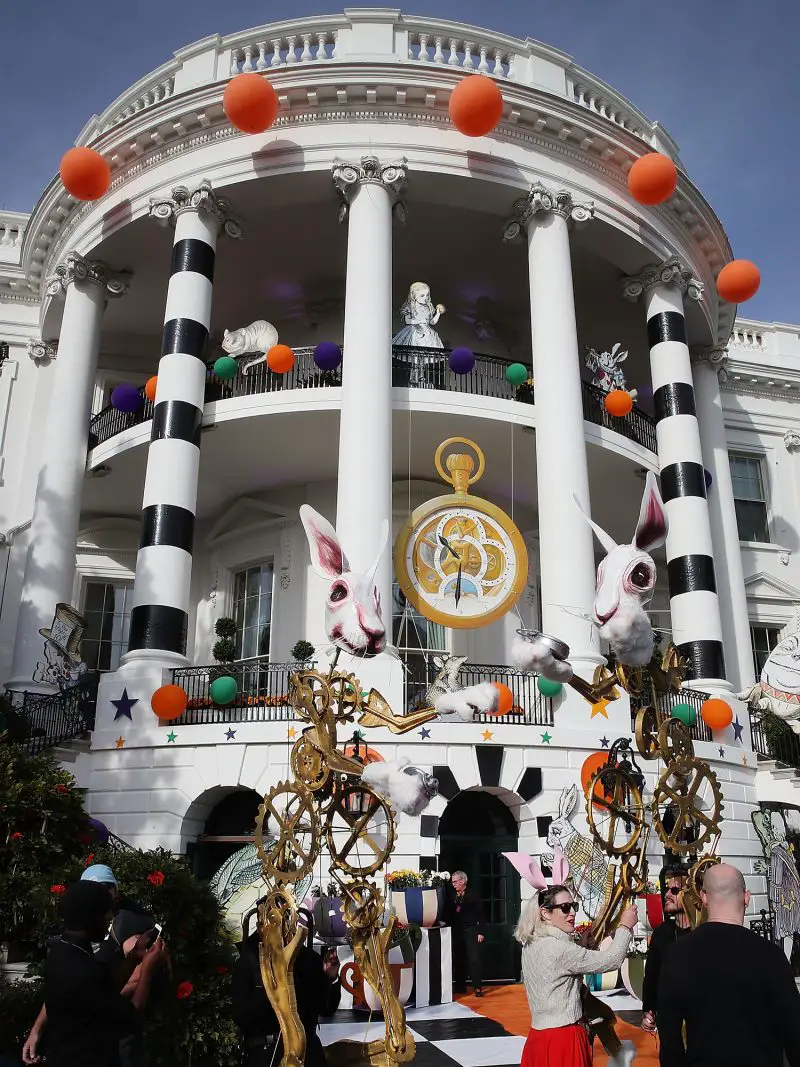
[647,284,725,682]
[128,212,217,655]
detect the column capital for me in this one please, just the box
[27,338,58,364]
[622,256,703,303]
[691,345,728,382]
[331,156,408,223]
[149,179,243,239]
[45,253,130,299]
[502,182,593,242]
[784,431,800,454]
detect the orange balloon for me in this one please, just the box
[448,76,504,137]
[701,697,733,730]
[59,147,111,201]
[223,73,279,134]
[151,684,188,722]
[581,751,610,810]
[491,682,515,716]
[267,344,295,374]
[716,260,760,304]
[604,389,633,417]
[627,153,677,206]
[144,376,158,403]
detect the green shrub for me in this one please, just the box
[290,640,315,662]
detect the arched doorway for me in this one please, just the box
[438,790,520,982]
[188,788,264,879]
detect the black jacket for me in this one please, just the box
[443,887,483,930]
[658,921,800,1067]
[640,918,690,1014]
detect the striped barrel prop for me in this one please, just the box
[390,886,445,928]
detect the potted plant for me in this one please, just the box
[386,869,448,928]
[210,617,238,686]
[290,640,315,663]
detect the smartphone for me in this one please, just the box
[146,924,163,947]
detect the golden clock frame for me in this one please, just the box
[393,438,529,630]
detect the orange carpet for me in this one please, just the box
[456,986,660,1065]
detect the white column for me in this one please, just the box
[332,157,407,616]
[692,348,754,690]
[8,254,128,690]
[504,184,600,676]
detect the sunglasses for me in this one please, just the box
[545,901,579,915]
[666,886,685,896]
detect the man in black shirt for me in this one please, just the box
[444,871,484,997]
[641,866,691,1032]
[658,863,800,1067]
[40,882,164,1067]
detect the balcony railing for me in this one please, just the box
[89,345,657,454]
[750,711,800,769]
[5,674,100,754]
[630,684,713,745]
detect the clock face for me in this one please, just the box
[395,496,528,629]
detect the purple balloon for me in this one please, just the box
[111,384,144,414]
[88,817,110,844]
[636,385,654,402]
[314,342,342,372]
[449,347,476,375]
[704,469,713,490]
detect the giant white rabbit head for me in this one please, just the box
[300,505,388,658]
[574,472,668,667]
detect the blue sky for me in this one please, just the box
[2,0,798,323]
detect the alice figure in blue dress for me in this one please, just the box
[392,282,446,348]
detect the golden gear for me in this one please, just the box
[290,736,331,792]
[257,782,320,882]
[585,765,646,857]
[651,758,724,854]
[326,785,396,876]
[259,886,300,946]
[657,718,694,769]
[341,880,382,930]
[680,854,721,927]
[634,705,660,759]
[290,670,333,722]
[327,672,363,720]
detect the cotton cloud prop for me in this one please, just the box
[361,757,439,817]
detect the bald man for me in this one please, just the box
[658,863,800,1066]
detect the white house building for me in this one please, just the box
[1,9,797,977]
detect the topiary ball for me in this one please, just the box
[537,676,563,698]
[111,384,144,414]
[214,356,238,380]
[209,675,238,706]
[506,362,528,386]
[449,347,476,375]
[314,342,343,372]
[671,702,697,727]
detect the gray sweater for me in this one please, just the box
[521,925,632,1030]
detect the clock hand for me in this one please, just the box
[438,534,460,561]
[455,562,463,608]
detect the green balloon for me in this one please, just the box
[209,675,238,706]
[214,356,238,381]
[506,362,529,386]
[671,702,697,727]
[537,676,563,698]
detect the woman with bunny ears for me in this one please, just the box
[511,853,637,1066]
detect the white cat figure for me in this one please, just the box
[221,320,279,376]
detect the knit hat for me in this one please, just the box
[81,863,118,887]
[60,881,114,931]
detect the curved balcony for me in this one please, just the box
[89,345,656,454]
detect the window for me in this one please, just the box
[729,453,769,543]
[233,562,273,659]
[82,581,132,671]
[751,625,781,678]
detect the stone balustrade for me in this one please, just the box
[0,211,28,266]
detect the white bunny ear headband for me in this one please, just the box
[502,850,570,891]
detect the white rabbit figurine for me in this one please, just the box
[299,504,388,658]
[544,784,613,920]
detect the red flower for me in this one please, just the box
[176,981,193,999]
[215,965,229,975]
[50,884,66,895]
[78,832,92,844]
[147,871,165,887]
[10,832,22,841]
[84,853,95,866]
[55,784,69,795]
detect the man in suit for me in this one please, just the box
[444,871,485,997]
[658,863,800,1066]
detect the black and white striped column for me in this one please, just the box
[623,258,725,684]
[125,181,240,662]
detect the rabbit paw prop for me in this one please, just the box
[434,681,497,720]
[361,757,439,816]
[300,505,388,658]
[511,635,574,682]
[574,471,668,668]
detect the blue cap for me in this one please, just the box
[81,863,117,887]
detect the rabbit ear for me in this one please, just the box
[551,849,571,885]
[300,505,349,579]
[634,472,668,552]
[573,494,618,555]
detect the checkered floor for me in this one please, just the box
[319,992,644,1067]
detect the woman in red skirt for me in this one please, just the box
[516,885,638,1066]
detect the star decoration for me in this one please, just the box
[599,736,610,748]
[540,731,552,745]
[111,688,138,721]
[115,736,126,749]
[732,716,744,742]
[225,728,236,741]
[718,746,725,758]
[591,698,610,719]
[166,731,177,744]
[353,729,365,740]
[287,726,297,739]
[482,728,494,741]
[419,727,431,740]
